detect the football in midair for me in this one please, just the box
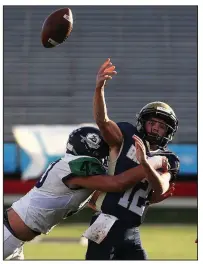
[41,8,73,48]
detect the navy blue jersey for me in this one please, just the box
[101,122,180,227]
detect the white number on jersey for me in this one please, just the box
[118,179,151,216]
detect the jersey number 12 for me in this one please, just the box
[118,179,151,216]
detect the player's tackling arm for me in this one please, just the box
[94,58,123,148]
[64,155,164,192]
[65,166,145,192]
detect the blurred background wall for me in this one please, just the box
[3,6,197,222]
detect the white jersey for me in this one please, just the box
[12,154,105,234]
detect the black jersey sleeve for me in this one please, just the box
[166,152,180,181]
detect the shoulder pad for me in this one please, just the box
[68,157,106,177]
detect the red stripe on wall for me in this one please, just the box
[4,180,37,194]
[3,179,197,196]
[174,182,197,197]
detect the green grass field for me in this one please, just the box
[24,224,197,260]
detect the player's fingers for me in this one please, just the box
[135,142,141,152]
[168,189,174,195]
[166,187,175,196]
[99,58,111,73]
[133,136,146,152]
[164,192,171,198]
[133,136,142,146]
[103,58,111,66]
[104,75,112,80]
[104,65,116,73]
[135,135,143,142]
[134,138,143,148]
[135,141,145,155]
[168,188,174,194]
[162,157,169,171]
[98,74,112,81]
[103,62,113,72]
[165,192,173,199]
[135,142,143,154]
[133,135,142,141]
[135,141,145,153]
[163,191,172,199]
[102,70,117,76]
[133,135,144,146]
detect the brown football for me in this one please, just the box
[41,8,73,48]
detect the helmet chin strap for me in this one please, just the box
[145,133,163,148]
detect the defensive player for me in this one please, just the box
[85,58,180,260]
[4,126,167,260]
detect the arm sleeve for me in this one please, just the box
[68,157,106,178]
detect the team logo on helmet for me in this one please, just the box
[81,133,101,149]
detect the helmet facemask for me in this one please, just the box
[136,112,178,148]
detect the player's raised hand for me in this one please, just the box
[96,58,117,89]
[133,135,148,164]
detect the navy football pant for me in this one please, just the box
[85,214,147,260]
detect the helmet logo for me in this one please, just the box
[156,106,171,114]
[81,133,101,149]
